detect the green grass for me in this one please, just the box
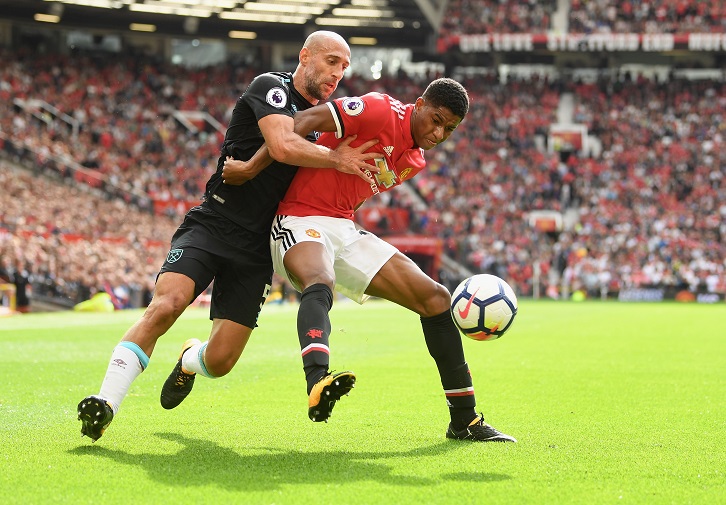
[1,300,724,504]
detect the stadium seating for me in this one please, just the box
[569,0,725,34]
[439,0,556,37]
[435,0,725,36]
[0,164,175,306]
[1,40,724,307]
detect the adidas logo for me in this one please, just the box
[383,146,394,156]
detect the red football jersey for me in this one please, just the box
[277,92,426,219]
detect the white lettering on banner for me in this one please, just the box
[689,33,726,51]
[491,34,533,52]
[547,34,639,51]
[460,35,490,53]
[597,33,639,51]
[642,34,674,51]
[460,34,532,53]
[696,293,721,304]
[546,34,563,52]
[547,34,583,51]
[458,32,723,53]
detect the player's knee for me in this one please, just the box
[418,282,451,317]
[146,291,189,326]
[203,353,237,377]
[299,272,335,292]
[205,361,232,377]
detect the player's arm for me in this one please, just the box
[222,155,270,184]
[222,104,378,185]
[222,134,377,185]
[260,111,379,178]
[291,103,338,137]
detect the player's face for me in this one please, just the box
[301,42,350,103]
[411,98,463,150]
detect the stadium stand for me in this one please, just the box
[0,162,175,307]
[439,0,557,37]
[0,3,724,310]
[569,0,726,34]
[0,48,248,212]
[410,72,725,298]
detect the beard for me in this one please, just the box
[303,72,331,102]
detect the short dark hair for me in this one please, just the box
[421,78,469,119]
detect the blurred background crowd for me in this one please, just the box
[1,0,724,310]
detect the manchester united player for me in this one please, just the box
[223,78,516,442]
[76,31,379,442]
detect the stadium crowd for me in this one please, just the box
[410,73,725,297]
[1,45,724,308]
[564,75,725,295]
[0,163,176,307]
[569,0,726,34]
[438,0,556,37]
[0,47,247,210]
[435,0,725,36]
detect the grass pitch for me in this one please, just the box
[0,299,723,504]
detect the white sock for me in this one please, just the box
[98,342,149,415]
[181,341,216,378]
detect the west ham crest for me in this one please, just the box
[166,248,183,263]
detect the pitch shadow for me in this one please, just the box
[70,432,511,491]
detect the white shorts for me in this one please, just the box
[270,215,398,304]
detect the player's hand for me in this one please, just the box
[222,156,258,185]
[332,135,382,183]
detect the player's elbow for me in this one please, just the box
[266,143,285,162]
[267,140,295,163]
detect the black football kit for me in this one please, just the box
[159,72,317,327]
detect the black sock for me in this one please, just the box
[298,283,333,394]
[421,310,478,430]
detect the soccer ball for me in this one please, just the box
[450,274,518,341]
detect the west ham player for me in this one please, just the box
[225,78,516,442]
[76,31,379,442]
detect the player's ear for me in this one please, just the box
[414,97,426,109]
[299,46,310,65]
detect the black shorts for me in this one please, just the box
[159,205,272,328]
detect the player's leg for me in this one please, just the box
[271,215,355,421]
[364,252,478,423]
[160,319,254,409]
[200,320,254,376]
[282,241,335,387]
[123,272,197,355]
[78,211,215,441]
[364,251,450,315]
[161,222,271,409]
[365,251,516,442]
[78,271,196,441]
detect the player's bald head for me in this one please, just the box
[294,30,350,103]
[302,30,350,55]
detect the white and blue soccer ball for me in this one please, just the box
[451,274,518,341]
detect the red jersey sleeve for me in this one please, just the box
[328,92,393,140]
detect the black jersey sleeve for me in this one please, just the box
[245,73,296,122]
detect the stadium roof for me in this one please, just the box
[0,0,442,49]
